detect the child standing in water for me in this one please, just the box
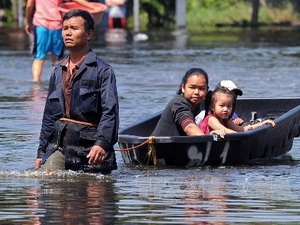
[199,86,276,134]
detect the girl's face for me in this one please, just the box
[211,92,234,120]
[181,75,208,109]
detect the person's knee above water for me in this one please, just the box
[35,9,119,173]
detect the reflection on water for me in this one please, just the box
[115,167,300,224]
[1,166,300,224]
[105,28,128,44]
[0,84,48,171]
[0,28,31,51]
[0,172,117,224]
[0,26,300,223]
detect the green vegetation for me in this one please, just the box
[186,0,300,29]
[187,1,253,28]
[129,0,300,30]
[1,0,300,29]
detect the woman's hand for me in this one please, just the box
[262,119,276,127]
[232,117,244,126]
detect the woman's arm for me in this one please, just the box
[227,118,276,132]
[243,119,276,131]
[184,123,205,136]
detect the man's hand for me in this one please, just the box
[35,158,42,169]
[87,145,107,165]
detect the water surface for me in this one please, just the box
[0,27,300,224]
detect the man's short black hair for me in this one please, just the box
[63,9,94,31]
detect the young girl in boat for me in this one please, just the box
[199,86,276,134]
[195,79,244,126]
[152,67,225,137]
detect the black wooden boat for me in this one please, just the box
[117,98,300,167]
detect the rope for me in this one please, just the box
[59,118,157,164]
[116,136,157,165]
[147,136,157,165]
[115,136,156,152]
[115,136,157,166]
[59,117,97,127]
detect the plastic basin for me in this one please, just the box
[58,2,107,25]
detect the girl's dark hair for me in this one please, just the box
[177,68,209,95]
[208,86,237,119]
[63,9,95,31]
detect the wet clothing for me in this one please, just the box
[37,50,119,173]
[152,94,200,136]
[199,114,228,135]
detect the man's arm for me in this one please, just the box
[25,0,35,35]
[87,65,119,165]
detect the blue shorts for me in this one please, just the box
[32,26,64,60]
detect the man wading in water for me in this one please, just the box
[35,9,119,174]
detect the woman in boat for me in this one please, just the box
[152,67,225,137]
[199,86,275,134]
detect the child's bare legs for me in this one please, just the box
[32,59,44,83]
[32,53,61,83]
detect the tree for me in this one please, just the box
[251,0,260,27]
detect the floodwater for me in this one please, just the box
[1,26,300,224]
